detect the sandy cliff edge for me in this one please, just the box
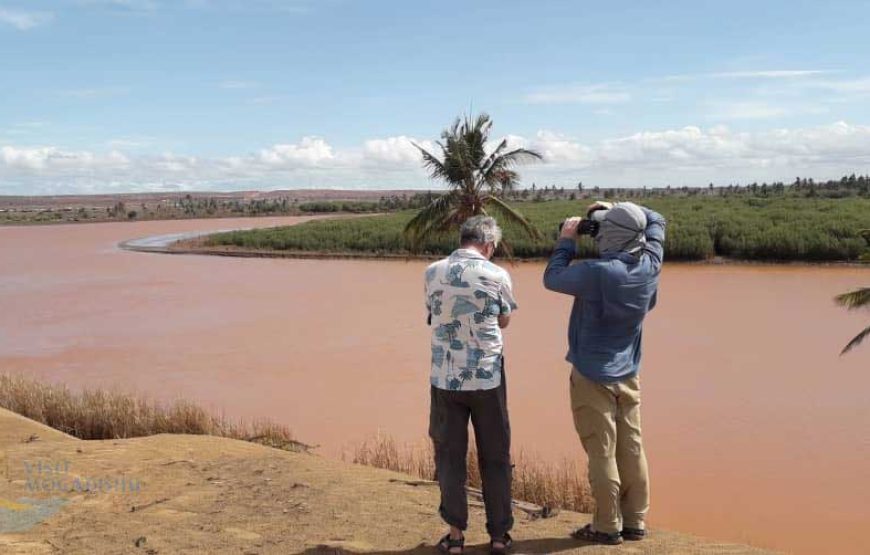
[0,408,773,554]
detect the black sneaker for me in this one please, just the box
[571,524,623,545]
[622,527,647,541]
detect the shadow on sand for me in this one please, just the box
[297,536,590,554]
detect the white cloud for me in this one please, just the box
[528,131,593,163]
[710,70,832,79]
[660,69,832,82]
[532,122,870,172]
[806,77,870,95]
[1,145,128,171]
[257,137,335,167]
[219,80,259,90]
[709,101,791,120]
[0,8,53,30]
[362,136,427,166]
[106,137,152,149]
[77,0,159,11]
[183,0,317,13]
[3,123,870,193]
[16,121,50,129]
[524,83,631,105]
[59,86,130,99]
[246,95,289,105]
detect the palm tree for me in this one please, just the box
[403,113,543,252]
[835,287,870,354]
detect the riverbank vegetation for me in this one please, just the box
[0,373,308,452]
[208,194,870,262]
[0,373,593,514]
[351,434,593,513]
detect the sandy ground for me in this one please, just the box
[0,409,773,555]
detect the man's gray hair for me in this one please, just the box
[460,215,502,246]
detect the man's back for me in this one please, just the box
[425,248,516,391]
[544,206,666,382]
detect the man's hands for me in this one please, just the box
[559,217,583,240]
[587,200,613,213]
[559,200,614,241]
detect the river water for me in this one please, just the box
[1,216,868,553]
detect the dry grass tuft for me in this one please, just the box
[0,373,309,452]
[350,434,593,513]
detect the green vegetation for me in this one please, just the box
[403,113,542,250]
[208,195,870,262]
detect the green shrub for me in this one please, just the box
[207,197,870,262]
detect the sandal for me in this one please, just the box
[622,527,646,541]
[437,533,465,554]
[570,524,623,545]
[490,532,513,554]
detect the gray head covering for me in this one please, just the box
[593,202,647,255]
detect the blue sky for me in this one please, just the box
[2,0,870,194]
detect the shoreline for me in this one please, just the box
[0,402,773,554]
[119,230,870,269]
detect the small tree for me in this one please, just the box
[403,113,542,251]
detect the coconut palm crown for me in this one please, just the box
[403,113,543,252]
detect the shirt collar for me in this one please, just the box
[451,248,487,261]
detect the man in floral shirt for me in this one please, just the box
[425,215,517,554]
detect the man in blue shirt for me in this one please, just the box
[543,201,666,545]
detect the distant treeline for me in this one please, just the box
[296,194,434,214]
[209,195,870,262]
[505,174,870,202]
[0,192,436,224]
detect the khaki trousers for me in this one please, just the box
[569,366,649,534]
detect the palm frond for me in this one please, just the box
[841,325,870,355]
[483,195,542,241]
[480,148,543,190]
[412,141,451,184]
[484,147,543,173]
[403,193,458,251]
[834,288,870,310]
[465,113,491,165]
[478,139,510,191]
[440,128,476,190]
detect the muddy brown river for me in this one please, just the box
[1,216,868,554]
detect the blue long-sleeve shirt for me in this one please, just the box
[543,207,666,383]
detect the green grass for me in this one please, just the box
[207,197,870,262]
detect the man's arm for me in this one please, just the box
[640,207,667,265]
[424,266,433,325]
[497,271,517,329]
[543,217,596,297]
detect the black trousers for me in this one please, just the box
[428,366,513,538]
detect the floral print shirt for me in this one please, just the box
[425,248,517,391]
